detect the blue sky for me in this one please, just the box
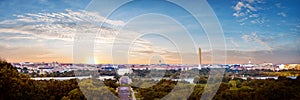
[0,0,299,64]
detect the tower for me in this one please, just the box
[198,47,202,70]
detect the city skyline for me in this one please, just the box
[0,0,299,64]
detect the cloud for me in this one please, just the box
[241,35,250,42]
[247,0,255,3]
[277,12,287,17]
[250,17,266,24]
[0,9,127,42]
[4,9,125,26]
[275,3,282,8]
[233,13,239,17]
[245,4,257,11]
[0,36,36,40]
[242,32,272,51]
[249,14,258,18]
[233,12,245,17]
[128,38,182,64]
[233,1,257,17]
[228,38,240,47]
[0,9,129,43]
[232,1,267,25]
[234,2,244,11]
[1,9,201,64]
[0,9,156,63]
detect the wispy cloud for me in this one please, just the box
[277,12,287,17]
[227,38,240,47]
[0,9,186,64]
[275,3,282,8]
[0,9,126,42]
[0,9,155,63]
[241,32,272,51]
[233,1,258,17]
[234,2,244,12]
[3,9,125,26]
[232,0,266,25]
[245,3,257,11]
[0,10,140,47]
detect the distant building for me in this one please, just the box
[278,64,286,70]
[117,68,133,76]
[261,63,273,67]
[285,64,300,70]
[119,76,131,84]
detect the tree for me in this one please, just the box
[63,88,86,100]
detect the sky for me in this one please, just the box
[0,0,299,64]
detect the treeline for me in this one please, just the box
[134,76,300,100]
[129,69,210,78]
[0,59,119,100]
[0,59,80,100]
[1,58,300,100]
[213,77,300,100]
[130,68,300,79]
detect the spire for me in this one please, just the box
[198,47,202,70]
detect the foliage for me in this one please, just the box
[1,59,300,100]
[0,59,120,100]
[135,74,300,100]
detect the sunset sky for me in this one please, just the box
[0,0,299,64]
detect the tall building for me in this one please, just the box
[198,47,202,70]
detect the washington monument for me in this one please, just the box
[198,47,202,69]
